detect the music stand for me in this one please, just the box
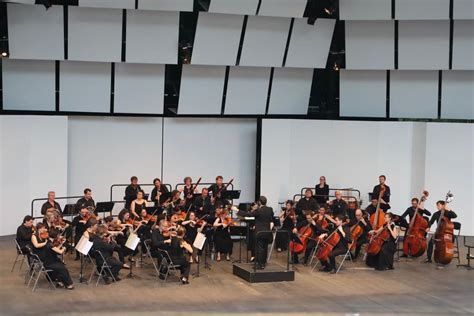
[63,204,77,221]
[145,206,158,215]
[159,192,172,204]
[221,190,241,200]
[95,202,115,216]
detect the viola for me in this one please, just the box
[370,185,386,230]
[222,216,237,226]
[434,191,455,265]
[52,235,66,247]
[403,190,429,257]
[316,227,342,261]
[289,224,314,254]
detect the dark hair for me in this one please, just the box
[184,176,192,183]
[85,218,98,228]
[335,214,346,222]
[202,188,208,193]
[216,175,223,181]
[49,229,59,239]
[304,211,314,217]
[36,223,46,230]
[104,216,114,223]
[285,200,294,206]
[305,189,313,195]
[386,212,394,219]
[153,178,161,184]
[379,175,386,180]
[84,188,91,194]
[118,209,129,221]
[137,190,145,196]
[436,200,446,206]
[23,215,34,223]
[131,176,138,182]
[258,196,267,206]
[411,198,419,203]
[171,189,180,197]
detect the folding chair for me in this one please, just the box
[89,250,116,286]
[142,239,160,278]
[157,249,182,283]
[11,240,29,272]
[27,254,56,292]
[452,222,461,265]
[311,247,352,274]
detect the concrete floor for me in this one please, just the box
[1,235,473,316]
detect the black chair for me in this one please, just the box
[457,236,474,270]
[452,222,461,265]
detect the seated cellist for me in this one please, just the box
[366,212,398,270]
[350,209,372,260]
[318,215,351,274]
[291,211,326,265]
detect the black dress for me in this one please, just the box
[366,224,397,270]
[315,184,329,205]
[34,236,73,286]
[214,218,233,255]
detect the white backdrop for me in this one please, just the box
[261,119,474,235]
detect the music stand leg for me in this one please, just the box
[79,254,85,283]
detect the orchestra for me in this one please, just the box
[15,174,464,291]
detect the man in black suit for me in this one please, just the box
[239,196,274,269]
[372,175,391,210]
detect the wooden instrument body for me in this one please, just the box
[403,214,428,257]
[367,227,391,256]
[316,230,340,261]
[434,217,454,265]
[349,224,363,251]
[289,225,314,254]
[370,186,386,230]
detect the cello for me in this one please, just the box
[434,191,455,265]
[366,222,392,256]
[403,190,429,257]
[289,224,314,254]
[316,226,341,261]
[370,185,386,230]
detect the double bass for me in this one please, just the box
[403,190,429,257]
[370,185,386,230]
[434,191,455,265]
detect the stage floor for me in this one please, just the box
[1,235,473,316]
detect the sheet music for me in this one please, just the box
[125,233,141,250]
[75,235,93,255]
[193,232,206,250]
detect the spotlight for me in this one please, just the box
[1,52,7,57]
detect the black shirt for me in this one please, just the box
[296,219,326,236]
[41,201,62,215]
[72,215,87,240]
[401,207,431,222]
[295,198,319,217]
[150,185,169,207]
[372,184,391,203]
[194,195,213,216]
[240,206,274,234]
[428,210,457,228]
[330,199,348,218]
[125,184,142,209]
[16,224,33,250]
[315,184,329,205]
[75,197,96,214]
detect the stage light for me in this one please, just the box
[333,63,339,71]
[1,51,7,57]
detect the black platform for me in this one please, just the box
[233,262,295,283]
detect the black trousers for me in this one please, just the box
[426,236,434,260]
[303,239,318,264]
[256,238,269,266]
[321,246,348,271]
[97,257,122,278]
[171,257,190,279]
[45,262,73,286]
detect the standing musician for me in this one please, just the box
[150,178,169,208]
[213,205,234,261]
[16,215,35,254]
[317,215,351,273]
[349,209,372,260]
[163,190,181,217]
[75,188,96,214]
[208,176,228,206]
[372,175,391,210]
[424,201,457,264]
[276,200,297,252]
[182,211,207,263]
[90,225,123,284]
[31,223,74,289]
[239,196,274,269]
[194,188,213,217]
[130,190,148,219]
[315,176,330,205]
[295,189,319,221]
[291,211,326,265]
[182,176,197,208]
[366,213,398,270]
[41,191,63,215]
[125,176,142,209]
[71,207,90,260]
[329,190,348,218]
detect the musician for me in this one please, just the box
[31,223,74,289]
[401,198,431,224]
[103,217,131,269]
[40,191,63,215]
[292,211,326,265]
[163,190,181,216]
[208,175,228,206]
[318,215,351,274]
[329,190,348,218]
[424,201,457,264]
[90,225,123,284]
[125,176,142,209]
[239,196,274,269]
[83,218,99,240]
[130,190,148,219]
[295,189,319,220]
[71,207,90,260]
[346,200,359,224]
[350,209,372,260]
[150,178,169,207]
[16,215,34,254]
[213,205,234,261]
[365,198,378,215]
[315,176,329,205]
[75,188,96,214]
[371,175,391,210]
[194,188,213,217]
[366,213,398,270]
[276,200,297,252]
[183,211,206,263]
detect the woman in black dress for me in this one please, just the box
[213,207,233,261]
[315,176,330,205]
[366,213,399,271]
[276,200,297,252]
[31,223,74,289]
[130,190,148,219]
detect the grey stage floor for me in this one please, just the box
[1,235,473,316]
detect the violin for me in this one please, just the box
[52,235,66,247]
[39,231,49,240]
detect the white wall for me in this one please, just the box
[261,119,473,235]
[0,116,68,235]
[162,118,257,202]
